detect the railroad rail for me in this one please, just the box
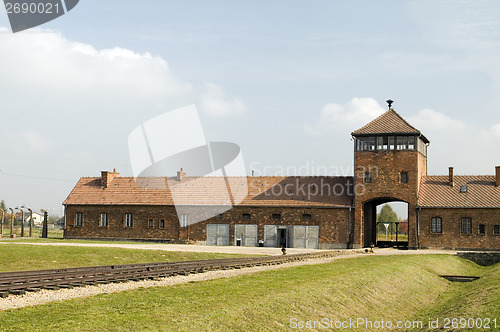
[0,250,354,298]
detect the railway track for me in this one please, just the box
[0,250,352,298]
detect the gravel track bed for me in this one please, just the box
[0,254,360,311]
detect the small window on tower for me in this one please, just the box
[401,172,408,183]
[478,224,485,235]
[494,224,500,235]
[364,172,371,183]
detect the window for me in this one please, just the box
[160,219,165,229]
[99,213,108,227]
[376,137,388,151]
[461,217,472,234]
[388,136,395,150]
[431,217,442,234]
[356,137,375,151]
[148,219,154,228]
[215,213,223,219]
[125,213,133,228]
[408,136,415,150]
[242,213,251,220]
[494,224,500,235]
[180,214,188,228]
[272,213,281,221]
[460,185,468,193]
[478,224,485,235]
[401,172,408,183]
[364,172,371,183]
[75,212,83,227]
[302,213,312,221]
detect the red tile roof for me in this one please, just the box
[63,176,354,208]
[418,175,500,208]
[352,109,429,142]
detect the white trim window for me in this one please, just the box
[100,213,108,227]
[125,213,133,228]
[75,212,83,227]
[180,214,188,228]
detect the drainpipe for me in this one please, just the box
[348,206,354,249]
[416,207,421,249]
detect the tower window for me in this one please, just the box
[401,172,408,183]
[461,217,472,234]
[408,136,415,150]
[364,172,371,183]
[431,217,442,234]
[388,136,395,150]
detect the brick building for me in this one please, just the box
[64,107,500,250]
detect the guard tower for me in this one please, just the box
[351,101,429,249]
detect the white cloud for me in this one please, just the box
[408,108,500,174]
[0,27,246,210]
[199,82,246,117]
[304,97,385,135]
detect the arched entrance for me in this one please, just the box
[363,198,409,248]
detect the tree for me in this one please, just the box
[0,200,6,212]
[376,204,398,234]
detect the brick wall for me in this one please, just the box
[65,204,352,248]
[354,149,424,248]
[419,208,500,250]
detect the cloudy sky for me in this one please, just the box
[0,0,499,216]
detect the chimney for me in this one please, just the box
[177,168,186,181]
[496,166,500,187]
[448,167,454,187]
[101,169,119,188]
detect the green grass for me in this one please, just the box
[0,243,249,272]
[1,226,63,239]
[0,254,496,331]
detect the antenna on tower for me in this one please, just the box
[386,99,394,110]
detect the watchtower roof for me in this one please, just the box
[351,109,429,143]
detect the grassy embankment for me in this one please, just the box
[0,253,497,331]
[0,243,248,272]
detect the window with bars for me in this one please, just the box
[180,214,188,228]
[461,217,472,234]
[160,219,165,229]
[148,219,154,228]
[431,217,442,234]
[99,213,108,227]
[124,213,133,228]
[75,212,83,227]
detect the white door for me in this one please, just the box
[234,224,258,247]
[206,224,229,246]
